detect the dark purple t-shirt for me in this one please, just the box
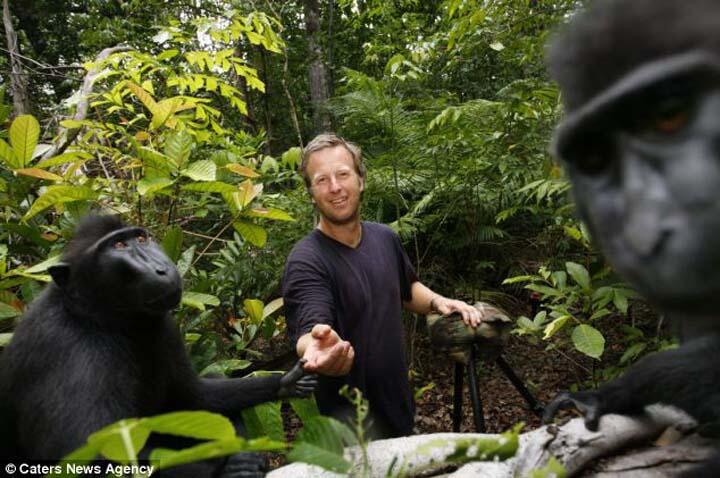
[282,222,418,437]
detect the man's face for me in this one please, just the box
[306,145,365,226]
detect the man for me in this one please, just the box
[282,134,483,438]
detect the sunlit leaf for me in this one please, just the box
[23,186,98,221]
[571,324,605,359]
[542,315,571,340]
[10,115,40,167]
[233,221,266,247]
[226,163,260,178]
[566,262,591,291]
[262,297,283,319]
[232,180,262,209]
[181,291,220,311]
[181,160,216,181]
[182,181,237,194]
[164,130,194,168]
[145,411,235,441]
[14,168,63,182]
[0,138,18,168]
[137,177,174,196]
[246,207,294,222]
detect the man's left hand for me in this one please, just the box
[433,297,483,327]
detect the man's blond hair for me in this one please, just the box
[300,133,365,189]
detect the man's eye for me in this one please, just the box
[338,171,349,179]
[114,241,127,249]
[316,177,327,185]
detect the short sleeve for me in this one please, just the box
[281,246,337,344]
[391,231,418,302]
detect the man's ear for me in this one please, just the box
[359,176,365,192]
[48,263,71,289]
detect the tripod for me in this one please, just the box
[452,343,544,432]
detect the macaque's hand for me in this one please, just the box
[278,359,319,398]
[302,324,355,376]
[543,390,603,431]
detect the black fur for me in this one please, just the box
[545,1,720,476]
[0,215,316,477]
[548,0,720,112]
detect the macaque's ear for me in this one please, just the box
[48,262,71,289]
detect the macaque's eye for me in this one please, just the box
[648,96,692,134]
[566,133,616,177]
[137,235,147,243]
[114,241,127,249]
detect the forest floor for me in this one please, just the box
[410,300,663,435]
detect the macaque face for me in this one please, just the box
[561,75,720,314]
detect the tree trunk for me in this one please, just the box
[3,0,30,117]
[304,0,332,135]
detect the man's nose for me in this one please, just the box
[329,176,342,191]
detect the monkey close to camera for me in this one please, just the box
[0,215,317,478]
[543,0,720,475]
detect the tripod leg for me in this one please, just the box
[495,355,544,416]
[453,362,464,432]
[467,345,485,432]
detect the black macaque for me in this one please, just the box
[543,0,720,476]
[0,215,317,478]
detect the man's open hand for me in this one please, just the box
[301,324,355,376]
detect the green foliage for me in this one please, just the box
[506,260,636,360]
[61,411,285,476]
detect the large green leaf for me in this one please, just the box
[138,146,177,177]
[233,221,267,248]
[542,315,571,340]
[137,177,175,196]
[246,207,295,222]
[0,302,20,319]
[14,168,63,181]
[9,114,40,167]
[36,151,92,169]
[182,181,237,194]
[289,397,321,423]
[0,138,18,168]
[242,299,263,324]
[164,130,194,168]
[161,226,183,262]
[262,297,283,319]
[566,261,591,291]
[23,185,98,221]
[181,160,217,181]
[571,324,605,359]
[145,411,235,441]
[151,437,285,471]
[200,359,251,377]
[181,291,220,311]
[288,416,355,473]
[87,418,150,464]
[241,401,284,441]
[287,442,351,474]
